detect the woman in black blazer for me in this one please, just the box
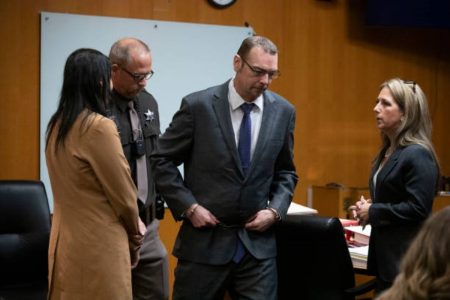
[352,78,440,293]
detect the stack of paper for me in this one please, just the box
[344,225,371,246]
[287,202,318,215]
[339,218,359,227]
[348,245,368,269]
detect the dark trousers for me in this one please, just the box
[173,253,277,300]
[132,220,170,300]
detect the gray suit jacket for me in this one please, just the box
[151,80,298,265]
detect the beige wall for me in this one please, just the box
[1,0,448,198]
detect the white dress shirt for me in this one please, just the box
[228,79,263,161]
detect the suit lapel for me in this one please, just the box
[211,86,279,178]
[247,92,277,174]
[211,82,243,174]
[374,148,402,200]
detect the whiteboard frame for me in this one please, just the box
[40,12,251,210]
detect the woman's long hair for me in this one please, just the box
[376,207,450,300]
[377,78,440,187]
[45,48,111,152]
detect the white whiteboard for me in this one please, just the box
[40,12,251,210]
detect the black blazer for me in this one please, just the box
[151,80,298,265]
[367,144,438,283]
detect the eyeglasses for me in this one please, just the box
[403,80,416,94]
[119,65,154,82]
[241,57,280,79]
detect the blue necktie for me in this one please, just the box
[233,102,254,264]
[238,103,254,175]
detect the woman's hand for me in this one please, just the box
[355,196,371,228]
[349,196,372,228]
[130,218,145,268]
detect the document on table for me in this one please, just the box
[348,245,369,269]
[344,225,371,246]
[287,202,318,215]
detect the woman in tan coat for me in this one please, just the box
[45,48,143,300]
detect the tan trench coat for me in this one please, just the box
[46,112,140,300]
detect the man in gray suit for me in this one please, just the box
[151,36,298,300]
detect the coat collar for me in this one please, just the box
[371,147,402,201]
[112,89,133,112]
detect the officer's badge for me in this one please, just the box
[144,109,155,122]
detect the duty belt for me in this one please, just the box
[139,204,154,226]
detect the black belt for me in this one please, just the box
[139,204,154,226]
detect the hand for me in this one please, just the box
[355,196,371,228]
[245,209,277,232]
[138,218,147,236]
[128,218,145,269]
[186,204,219,228]
[348,205,358,220]
[129,233,143,269]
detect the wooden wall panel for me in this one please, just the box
[1,0,449,298]
[1,0,449,203]
[434,58,450,176]
[0,0,41,179]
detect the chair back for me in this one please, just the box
[0,180,51,299]
[276,214,355,300]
